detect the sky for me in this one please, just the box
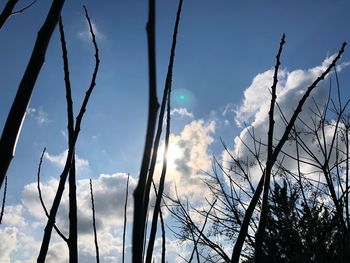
[1,0,350,262]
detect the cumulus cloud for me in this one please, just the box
[0,227,17,262]
[27,107,50,126]
[22,173,135,231]
[0,206,41,262]
[10,172,136,262]
[44,149,89,170]
[235,54,348,128]
[174,120,215,175]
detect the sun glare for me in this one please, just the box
[158,140,183,169]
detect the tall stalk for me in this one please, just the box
[122,174,130,263]
[90,179,100,263]
[254,34,285,261]
[132,0,159,261]
[58,16,78,262]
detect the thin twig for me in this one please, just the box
[122,174,130,263]
[90,179,100,263]
[11,0,37,16]
[0,0,19,29]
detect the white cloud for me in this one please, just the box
[170,108,194,118]
[235,55,348,128]
[152,119,217,216]
[44,149,89,170]
[27,107,50,126]
[46,241,69,263]
[78,20,105,41]
[1,205,26,227]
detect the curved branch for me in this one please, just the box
[36,148,68,242]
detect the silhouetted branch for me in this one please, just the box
[132,0,159,261]
[90,179,100,263]
[188,199,217,263]
[0,0,19,29]
[0,0,65,188]
[11,0,37,16]
[0,175,7,224]
[145,0,183,261]
[122,174,130,263]
[37,6,99,262]
[151,180,167,263]
[159,199,166,263]
[36,147,68,242]
[169,192,231,262]
[68,155,78,262]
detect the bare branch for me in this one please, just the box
[36,147,68,242]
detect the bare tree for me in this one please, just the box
[166,39,347,263]
[132,0,159,260]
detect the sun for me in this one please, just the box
[157,137,183,169]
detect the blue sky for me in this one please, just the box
[1,0,350,262]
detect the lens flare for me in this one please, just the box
[172,88,196,109]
